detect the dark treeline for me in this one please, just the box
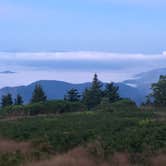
[82,73,120,109]
[1,73,166,109]
[0,74,121,109]
[143,75,166,107]
[1,84,46,108]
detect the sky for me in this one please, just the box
[0,0,166,87]
[0,0,166,53]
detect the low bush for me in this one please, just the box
[0,111,164,154]
[0,105,28,116]
[111,99,138,112]
[26,100,86,115]
[0,151,24,166]
[95,97,113,112]
[0,100,87,117]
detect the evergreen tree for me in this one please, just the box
[31,84,47,103]
[64,88,80,102]
[14,94,24,105]
[141,95,153,106]
[151,75,166,106]
[83,74,103,109]
[1,93,13,108]
[104,82,120,103]
[92,73,102,90]
[82,88,93,109]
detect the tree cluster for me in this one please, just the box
[31,84,47,103]
[1,74,121,109]
[65,74,121,109]
[64,88,80,102]
[82,74,120,109]
[1,94,23,108]
[150,75,166,106]
[1,84,47,108]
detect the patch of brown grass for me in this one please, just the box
[0,138,31,154]
[25,147,110,166]
[150,153,166,166]
[25,147,133,166]
[1,138,165,166]
[110,153,130,166]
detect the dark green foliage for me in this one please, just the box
[26,100,86,115]
[111,99,138,112]
[82,74,121,109]
[0,100,86,116]
[14,94,24,105]
[82,88,94,109]
[31,84,47,103]
[0,110,165,155]
[64,88,80,102]
[151,75,166,106]
[96,97,113,112]
[83,74,103,109]
[1,105,27,116]
[1,93,13,108]
[0,151,24,166]
[96,99,138,112]
[141,95,153,106]
[103,82,120,103]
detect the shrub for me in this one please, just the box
[111,99,138,112]
[25,102,46,116]
[43,100,86,114]
[1,105,28,116]
[95,97,113,112]
[0,100,87,117]
[0,151,24,166]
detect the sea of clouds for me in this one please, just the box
[0,51,165,88]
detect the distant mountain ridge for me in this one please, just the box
[124,68,166,87]
[0,68,166,105]
[0,80,143,105]
[123,68,166,96]
[0,81,91,104]
[0,70,16,74]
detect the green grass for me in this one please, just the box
[0,110,165,155]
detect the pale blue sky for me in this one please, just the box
[0,1,166,87]
[0,0,166,53]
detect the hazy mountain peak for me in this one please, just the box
[0,71,16,74]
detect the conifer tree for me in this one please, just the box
[14,94,24,105]
[83,74,103,109]
[151,75,166,106]
[1,93,13,107]
[104,82,120,103]
[64,88,80,102]
[31,84,47,103]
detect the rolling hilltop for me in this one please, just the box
[0,68,166,104]
[0,81,143,104]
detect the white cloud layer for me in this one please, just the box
[0,51,165,61]
[0,51,166,88]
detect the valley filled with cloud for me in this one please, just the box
[0,51,165,88]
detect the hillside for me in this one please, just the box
[123,68,166,94]
[0,108,166,166]
[0,68,166,105]
[0,80,144,104]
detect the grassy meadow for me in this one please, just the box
[0,100,166,166]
